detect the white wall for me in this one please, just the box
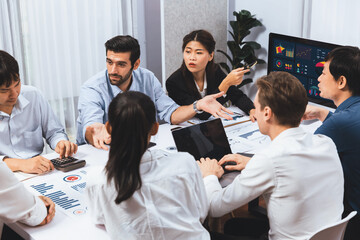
[229,0,306,100]
[308,0,360,46]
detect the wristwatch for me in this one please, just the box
[193,100,204,114]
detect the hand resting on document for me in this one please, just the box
[38,196,56,225]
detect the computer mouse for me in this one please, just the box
[222,161,237,172]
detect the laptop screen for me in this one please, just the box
[171,119,232,160]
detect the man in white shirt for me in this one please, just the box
[0,50,77,174]
[198,71,344,240]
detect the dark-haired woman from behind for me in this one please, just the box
[85,91,210,239]
[166,29,256,121]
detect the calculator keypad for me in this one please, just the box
[51,156,77,166]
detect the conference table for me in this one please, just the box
[8,112,323,240]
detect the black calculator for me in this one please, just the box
[51,156,86,172]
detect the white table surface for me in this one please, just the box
[9,112,324,239]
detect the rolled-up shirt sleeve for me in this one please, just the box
[152,78,179,123]
[0,161,47,226]
[77,86,108,144]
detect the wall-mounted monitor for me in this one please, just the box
[268,33,341,108]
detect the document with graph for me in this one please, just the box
[23,166,95,219]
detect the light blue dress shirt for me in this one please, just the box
[76,68,179,145]
[0,85,68,160]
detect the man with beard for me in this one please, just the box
[77,35,232,148]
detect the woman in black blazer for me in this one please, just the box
[166,29,255,120]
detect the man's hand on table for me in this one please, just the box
[4,156,54,174]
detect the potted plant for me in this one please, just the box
[217,10,265,87]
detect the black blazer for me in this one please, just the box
[166,65,254,120]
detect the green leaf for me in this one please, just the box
[243,41,261,50]
[225,10,264,71]
[216,49,234,66]
[242,44,255,56]
[219,62,231,74]
[238,78,253,88]
[228,31,236,42]
[227,41,241,57]
[256,59,266,64]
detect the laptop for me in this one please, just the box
[171,118,246,187]
[171,118,232,161]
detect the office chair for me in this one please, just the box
[308,211,357,240]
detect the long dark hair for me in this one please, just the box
[180,29,219,98]
[105,91,156,204]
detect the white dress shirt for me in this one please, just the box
[0,161,47,226]
[204,127,344,240]
[86,149,210,240]
[194,73,208,98]
[0,85,68,160]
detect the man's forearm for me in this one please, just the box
[170,105,196,125]
[318,108,330,122]
[3,157,23,172]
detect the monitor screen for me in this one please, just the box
[268,33,341,108]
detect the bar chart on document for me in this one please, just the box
[25,168,90,218]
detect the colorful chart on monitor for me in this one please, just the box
[276,59,283,68]
[309,86,320,97]
[315,61,325,75]
[273,40,295,59]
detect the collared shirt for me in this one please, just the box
[194,73,208,98]
[204,127,344,240]
[85,149,210,240]
[0,85,68,160]
[76,68,179,144]
[315,96,360,213]
[0,160,47,226]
